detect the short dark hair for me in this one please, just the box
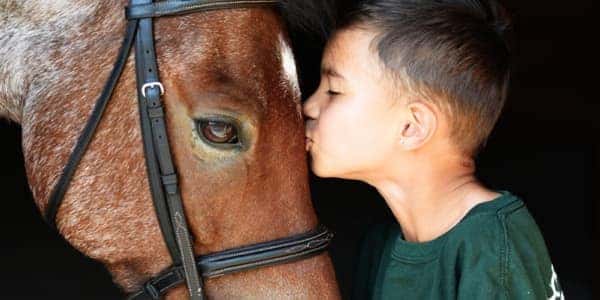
[338,0,514,154]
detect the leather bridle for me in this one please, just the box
[43,1,333,299]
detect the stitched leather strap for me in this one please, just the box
[132,0,204,298]
[127,225,333,300]
[132,0,180,267]
[126,0,279,19]
[132,17,181,266]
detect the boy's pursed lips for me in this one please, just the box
[305,136,314,151]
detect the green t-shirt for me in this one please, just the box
[352,192,564,300]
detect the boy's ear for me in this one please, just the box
[398,101,437,150]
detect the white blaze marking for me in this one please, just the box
[278,34,301,114]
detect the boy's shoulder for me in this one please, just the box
[446,192,549,260]
[449,191,545,249]
[448,191,525,244]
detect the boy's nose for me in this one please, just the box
[302,93,319,120]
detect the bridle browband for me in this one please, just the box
[43,1,333,299]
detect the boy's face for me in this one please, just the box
[303,27,405,179]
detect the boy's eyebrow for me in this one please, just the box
[321,66,345,80]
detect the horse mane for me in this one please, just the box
[279,0,337,44]
[278,0,343,99]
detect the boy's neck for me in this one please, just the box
[368,155,500,243]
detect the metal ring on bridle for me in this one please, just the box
[141,82,165,97]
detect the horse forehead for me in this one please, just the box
[158,9,300,112]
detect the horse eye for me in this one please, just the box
[197,120,239,145]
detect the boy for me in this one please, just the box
[302,0,564,299]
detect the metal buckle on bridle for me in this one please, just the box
[141,82,165,98]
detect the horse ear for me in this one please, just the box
[280,0,337,43]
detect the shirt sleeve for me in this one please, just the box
[457,207,564,300]
[503,207,564,299]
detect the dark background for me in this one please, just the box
[0,0,596,299]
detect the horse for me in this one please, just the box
[0,0,339,298]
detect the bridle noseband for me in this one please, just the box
[43,1,333,299]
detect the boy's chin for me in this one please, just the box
[309,159,331,178]
[311,168,331,178]
[309,151,354,179]
[311,160,364,181]
[310,159,342,179]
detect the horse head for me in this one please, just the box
[1,0,338,298]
